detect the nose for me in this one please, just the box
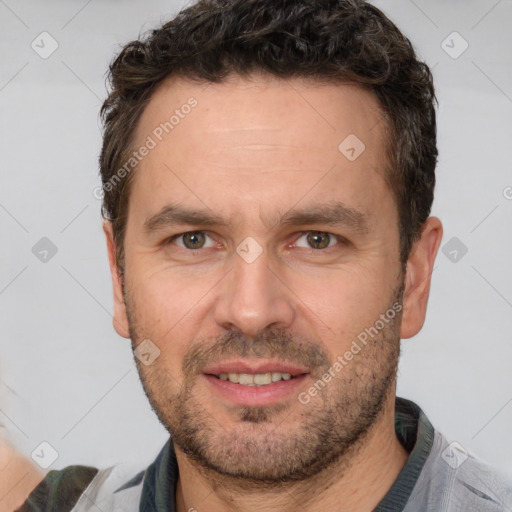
[213,246,295,338]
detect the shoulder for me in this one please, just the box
[17,463,148,512]
[15,465,99,512]
[406,430,512,511]
[16,441,174,512]
[453,449,512,511]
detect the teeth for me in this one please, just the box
[238,373,255,386]
[217,372,295,386]
[254,373,272,385]
[271,371,282,382]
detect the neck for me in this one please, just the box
[175,390,408,512]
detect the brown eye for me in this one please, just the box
[165,231,211,251]
[305,231,332,249]
[181,232,206,249]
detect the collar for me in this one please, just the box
[139,396,434,512]
[373,397,435,511]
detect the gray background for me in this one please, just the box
[1,0,511,478]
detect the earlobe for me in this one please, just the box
[103,221,131,339]
[400,217,443,339]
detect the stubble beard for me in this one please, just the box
[125,283,403,487]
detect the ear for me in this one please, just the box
[400,217,443,339]
[103,221,130,339]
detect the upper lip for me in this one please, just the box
[203,359,310,376]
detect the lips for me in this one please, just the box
[203,358,309,377]
[202,359,310,406]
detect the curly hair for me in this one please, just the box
[99,0,437,272]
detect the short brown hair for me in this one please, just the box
[99,0,437,273]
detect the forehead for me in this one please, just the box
[128,73,392,227]
[136,73,386,154]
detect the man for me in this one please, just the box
[18,0,512,510]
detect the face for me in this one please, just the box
[107,73,419,483]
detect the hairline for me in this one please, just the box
[105,72,400,273]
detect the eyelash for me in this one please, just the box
[164,231,348,253]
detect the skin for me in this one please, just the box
[0,437,43,511]
[104,73,442,512]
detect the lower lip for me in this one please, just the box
[203,374,309,406]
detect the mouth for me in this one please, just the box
[202,359,310,406]
[211,371,298,386]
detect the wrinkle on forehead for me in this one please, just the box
[134,74,386,150]
[129,74,393,226]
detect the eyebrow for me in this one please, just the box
[143,201,369,235]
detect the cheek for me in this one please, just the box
[130,263,200,318]
[126,269,194,360]
[288,264,394,338]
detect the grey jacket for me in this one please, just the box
[19,398,512,511]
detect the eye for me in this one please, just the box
[166,231,216,251]
[293,231,345,250]
[164,230,346,254]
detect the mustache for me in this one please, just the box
[182,330,331,378]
